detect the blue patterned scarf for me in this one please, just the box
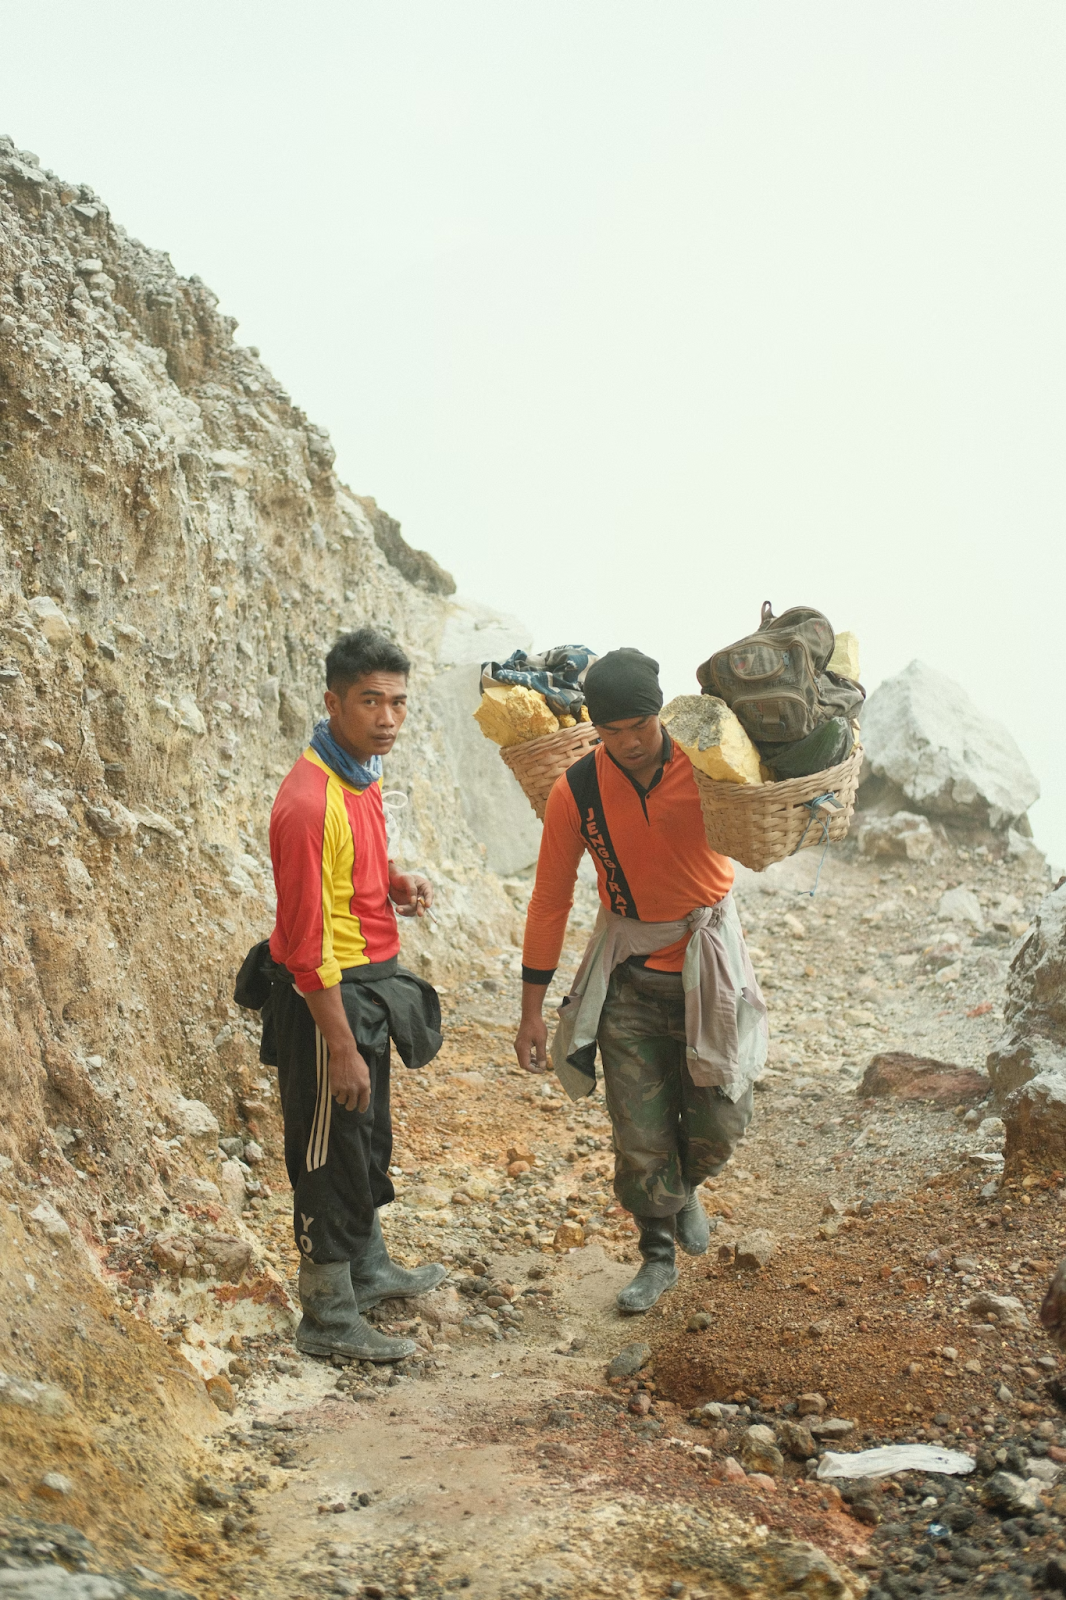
[310,720,383,791]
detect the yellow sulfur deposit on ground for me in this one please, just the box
[473,682,561,747]
[661,694,763,784]
[828,630,859,680]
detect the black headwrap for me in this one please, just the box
[583,647,663,726]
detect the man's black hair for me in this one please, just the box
[325,627,411,692]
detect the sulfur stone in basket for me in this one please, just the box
[473,682,560,747]
[828,630,860,680]
[661,694,763,785]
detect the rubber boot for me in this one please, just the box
[616,1216,679,1314]
[350,1210,447,1312]
[674,1188,711,1257]
[296,1258,418,1362]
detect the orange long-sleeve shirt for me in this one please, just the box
[521,733,735,980]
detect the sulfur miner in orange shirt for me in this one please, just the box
[514,648,768,1315]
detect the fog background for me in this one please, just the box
[3,2,1064,858]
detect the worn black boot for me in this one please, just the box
[350,1211,447,1312]
[674,1188,711,1256]
[296,1259,418,1362]
[616,1216,678,1314]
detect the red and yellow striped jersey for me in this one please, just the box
[268,749,400,992]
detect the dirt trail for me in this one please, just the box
[112,834,1059,1600]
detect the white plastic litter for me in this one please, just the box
[817,1445,976,1480]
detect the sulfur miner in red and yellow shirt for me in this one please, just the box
[515,648,767,1315]
[261,627,446,1364]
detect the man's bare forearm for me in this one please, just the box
[303,984,356,1049]
[520,980,550,1020]
[302,984,370,1112]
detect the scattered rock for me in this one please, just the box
[860,659,1040,830]
[461,1314,502,1340]
[194,1476,236,1508]
[686,1311,713,1332]
[938,887,984,928]
[407,1285,464,1327]
[858,1051,988,1106]
[796,1393,828,1416]
[403,1185,453,1211]
[198,1235,254,1282]
[85,802,137,839]
[628,1391,652,1416]
[808,1417,856,1439]
[26,595,73,649]
[607,1342,650,1379]
[28,1201,71,1245]
[733,1230,774,1270]
[218,1159,247,1212]
[778,1420,817,1460]
[0,1371,70,1416]
[857,811,935,861]
[553,1220,585,1250]
[920,940,965,973]
[170,1176,222,1204]
[740,1424,784,1476]
[721,1456,747,1482]
[35,1471,73,1498]
[205,1375,236,1413]
[967,1291,1029,1329]
[980,1470,1042,1515]
[173,1096,221,1143]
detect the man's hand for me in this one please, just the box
[514,980,550,1073]
[326,1036,371,1113]
[302,985,372,1112]
[389,871,434,918]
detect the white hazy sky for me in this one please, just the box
[3,3,1064,858]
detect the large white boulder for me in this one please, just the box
[860,661,1038,830]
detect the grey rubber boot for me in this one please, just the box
[296,1258,418,1362]
[616,1216,679,1314]
[674,1188,711,1256]
[350,1210,447,1312]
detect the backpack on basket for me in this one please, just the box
[697,601,864,745]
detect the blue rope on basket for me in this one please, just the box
[791,789,844,897]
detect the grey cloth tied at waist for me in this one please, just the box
[549,892,768,1104]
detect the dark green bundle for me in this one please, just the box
[760,716,854,781]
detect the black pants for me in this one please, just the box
[272,980,395,1264]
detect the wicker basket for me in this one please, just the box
[500,723,601,820]
[691,743,863,872]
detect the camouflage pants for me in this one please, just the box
[597,965,754,1218]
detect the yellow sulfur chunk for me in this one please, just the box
[661,694,763,785]
[828,630,859,680]
[473,682,560,747]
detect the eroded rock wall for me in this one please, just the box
[0,133,517,1274]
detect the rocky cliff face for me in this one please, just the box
[0,133,527,1523]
